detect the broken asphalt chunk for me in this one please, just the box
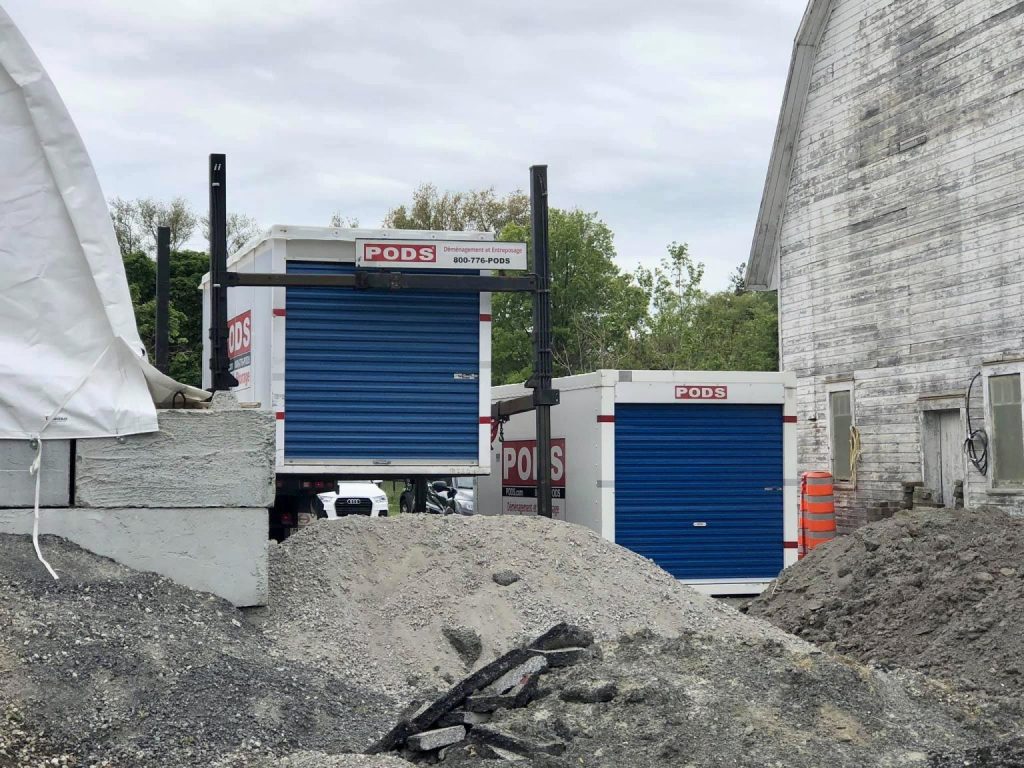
[471,725,566,757]
[536,646,588,667]
[407,725,467,752]
[560,680,618,704]
[438,710,492,727]
[467,673,540,713]
[528,622,594,651]
[409,646,539,732]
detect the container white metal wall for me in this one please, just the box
[479,370,798,596]
[201,226,493,478]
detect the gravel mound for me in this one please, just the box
[215,750,414,767]
[255,515,798,700]
[436,630,1008,768]
[747,508,1024,699]
[0,534,395,768]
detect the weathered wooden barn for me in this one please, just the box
[746,0,1024,530]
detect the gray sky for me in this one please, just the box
[6,0,803,289]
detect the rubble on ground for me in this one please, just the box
[747,507,1024,700]
[371,621,1013,767]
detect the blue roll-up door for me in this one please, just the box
[284,261,480,462]
[614,402,783,580]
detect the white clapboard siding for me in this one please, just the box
[777,0,1024,528]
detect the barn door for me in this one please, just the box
[922,409,964,507]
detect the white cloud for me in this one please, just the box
[5,0,805,288]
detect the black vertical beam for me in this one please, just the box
[208,153,237,391]
[530,165,553,519]
[414,476,428,514]
[155,226,171,374]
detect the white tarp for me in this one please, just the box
[0,6,207,441]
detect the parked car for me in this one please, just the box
[317,481,389,519]
[399,477,476,515]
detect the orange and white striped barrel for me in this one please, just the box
[799,471,836,557]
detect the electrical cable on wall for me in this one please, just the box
[963,372,989,475]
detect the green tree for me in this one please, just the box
[114,197,261,387]
[493,211,648,383]
[201,212,262,254]
[630,242,705,369]
[383,183,529,233]
[329,211,360,227]
[380,183,778,381]
[629,245,777,371]
[120,247,208,387]
[110,196,198,254]
[383,184,660,383]
[689,290,778,371]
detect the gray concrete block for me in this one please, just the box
[0,507,268,606]
[0,439,71,507]
[407,725,465,752]
[75,406,274,509]
[486,654,548,694]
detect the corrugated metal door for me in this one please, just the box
[284,261,480,462]
[614,403,783,580]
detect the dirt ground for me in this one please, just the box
[748,508,1024,701]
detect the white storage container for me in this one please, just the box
[479,370,798,595]
[201,226,494,480]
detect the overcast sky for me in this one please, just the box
[6,0,804,289]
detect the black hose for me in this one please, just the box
[963,372,988,475]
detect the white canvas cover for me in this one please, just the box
[0,6,206,442]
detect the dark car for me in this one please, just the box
[399,477,476,515]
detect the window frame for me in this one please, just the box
[825,379,856,486]
[983,362,1024,493]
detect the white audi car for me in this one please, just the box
[317,481,389,519]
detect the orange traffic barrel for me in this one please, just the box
[799,471,836,557]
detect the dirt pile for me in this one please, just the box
[255,515,794,700]
[0,534,395,768]
[747,508,1024,699]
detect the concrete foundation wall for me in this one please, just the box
[0,439,71,507]
[76,407,275,509]
[0,507,268,606]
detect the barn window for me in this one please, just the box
[829,389,854,482]
[989,373,1024,487]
